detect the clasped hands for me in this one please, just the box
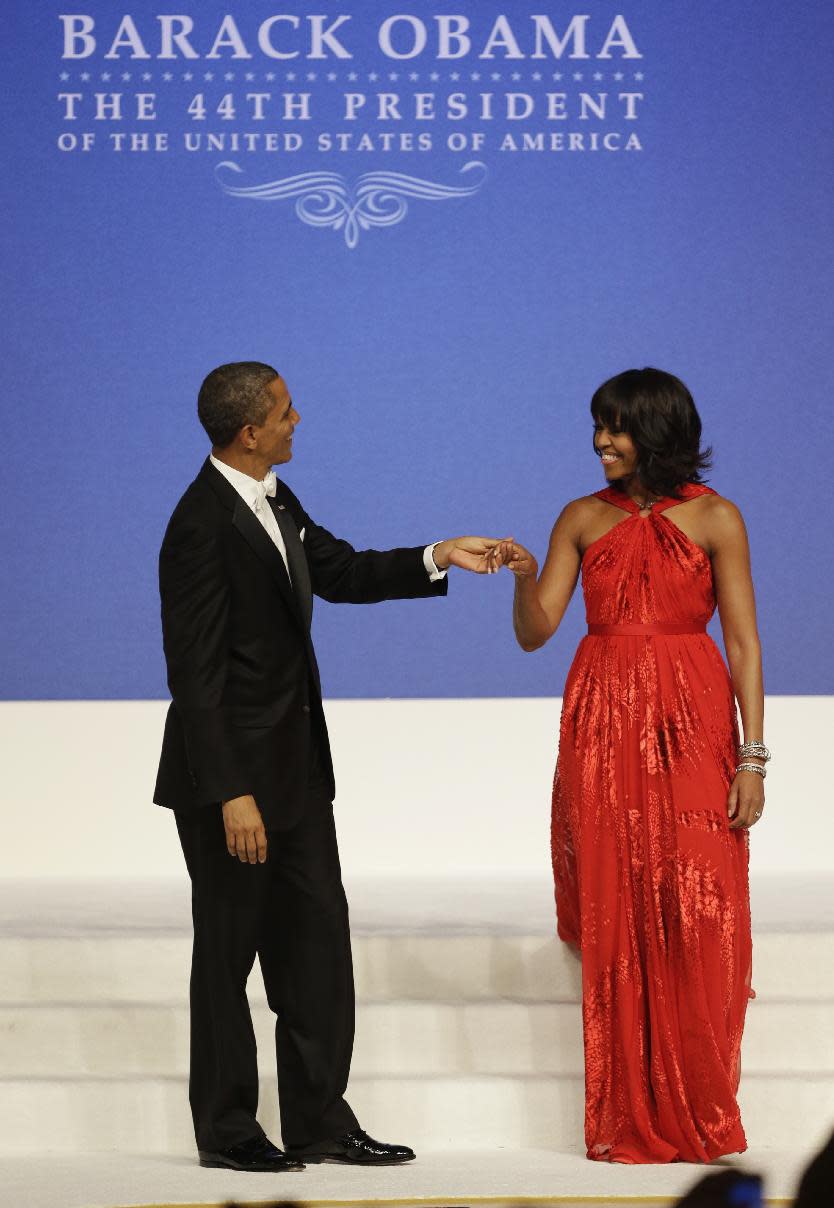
[431,536,537,578]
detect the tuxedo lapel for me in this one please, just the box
[269,498,313,631]
[233,498,305,621]
[199,459,305,629]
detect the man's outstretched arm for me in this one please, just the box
[280,485,506,604]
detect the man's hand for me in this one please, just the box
[222,794,268,864]
[432,536,511,575]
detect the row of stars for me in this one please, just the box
[58,68,646,84]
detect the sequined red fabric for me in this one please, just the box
[552,483,752,1164]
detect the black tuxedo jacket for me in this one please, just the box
[154,459,447,828]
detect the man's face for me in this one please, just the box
[253,376,300,465]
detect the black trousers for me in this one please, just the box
[174,769,359,1152]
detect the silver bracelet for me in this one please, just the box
[736,762,766,778]
[738,741,771,762]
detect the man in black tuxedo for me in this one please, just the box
[155,361,502,1173]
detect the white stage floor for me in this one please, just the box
[0,1147,805,1208]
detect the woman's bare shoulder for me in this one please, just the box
[563,492,609,517]
[548,494,608,540]
[700,490,748,543]
[703,490,745,521]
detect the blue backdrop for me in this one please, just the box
[4,1,833,698]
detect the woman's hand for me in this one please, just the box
[497,540,539,580]
[727,770,765,829]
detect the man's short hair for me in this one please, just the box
[197,361,280,448]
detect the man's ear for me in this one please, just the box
[238,424,258,451]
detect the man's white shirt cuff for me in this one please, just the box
[424,543,447,582]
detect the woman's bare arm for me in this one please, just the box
[709,497,766,828]
[507,501,585,651]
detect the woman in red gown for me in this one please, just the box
[499,369,766,1163]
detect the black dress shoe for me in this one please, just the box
[286,1128,415,1165]
[198,1134,305,1172]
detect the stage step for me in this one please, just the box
[2,1000,833,1078]
[3,878,833,1160]
[4,930,834,1003]
[2,1072,833,1157]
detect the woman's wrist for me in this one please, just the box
[514,567,538,589]
[738,740,770,763]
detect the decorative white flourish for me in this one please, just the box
[215,161,488,248]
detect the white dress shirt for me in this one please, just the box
[210,455,292,580]
[210,455,447,584]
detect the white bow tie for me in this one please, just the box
[253,471,277,513]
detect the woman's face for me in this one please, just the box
[593,420,638,481]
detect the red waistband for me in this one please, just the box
[587,621,707,636]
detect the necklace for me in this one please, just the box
[632,494,659,513]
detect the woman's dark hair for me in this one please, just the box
[590,367,712,498]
